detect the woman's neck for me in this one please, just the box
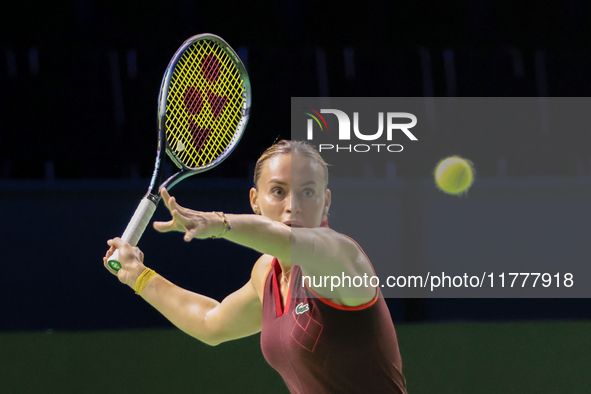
[277,258,292,283]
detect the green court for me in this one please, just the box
[2,320,589,393]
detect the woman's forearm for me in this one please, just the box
[222,214,292,262]
[139,275,220,344]
[153,196,294,262]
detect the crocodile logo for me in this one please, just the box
[295,302,310,315]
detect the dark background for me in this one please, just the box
[1,0,591,345]
[3,0,591,182]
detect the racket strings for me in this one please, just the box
[165,39,245,168]
[170,46,235,165]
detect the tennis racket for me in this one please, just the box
[107,33,251,271]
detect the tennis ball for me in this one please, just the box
[434,156,475,195]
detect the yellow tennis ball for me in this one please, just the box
[434,156,475,195]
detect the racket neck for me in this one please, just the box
[143,192,160,204]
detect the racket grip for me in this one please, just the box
[107,197,158,271]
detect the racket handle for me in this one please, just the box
[107,197,158,271]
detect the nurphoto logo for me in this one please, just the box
[303,107,418,153]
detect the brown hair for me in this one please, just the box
[253,140,329,188]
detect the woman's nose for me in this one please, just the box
[286,193,301,213]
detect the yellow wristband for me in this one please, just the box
[134,268,159,295]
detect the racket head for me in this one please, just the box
[158,34,251,178]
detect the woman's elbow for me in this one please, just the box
[202,337,223,347]
[187,330,225,347]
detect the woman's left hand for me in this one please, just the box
[153,188,224,241]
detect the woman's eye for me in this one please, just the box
[272,188,284,196]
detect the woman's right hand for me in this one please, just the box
[103,238,147,288]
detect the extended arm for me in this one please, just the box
[152,189,375,298]
[153,188,293,261]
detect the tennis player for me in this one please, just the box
[104,140,407,393]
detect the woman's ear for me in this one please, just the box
[250,187,260,214]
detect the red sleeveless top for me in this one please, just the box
[260,258,408,394]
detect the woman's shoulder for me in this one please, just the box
[250,254,275,302]
[306,228,365,262]
[251,254,274,278]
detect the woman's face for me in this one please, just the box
[250,153,330,228]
